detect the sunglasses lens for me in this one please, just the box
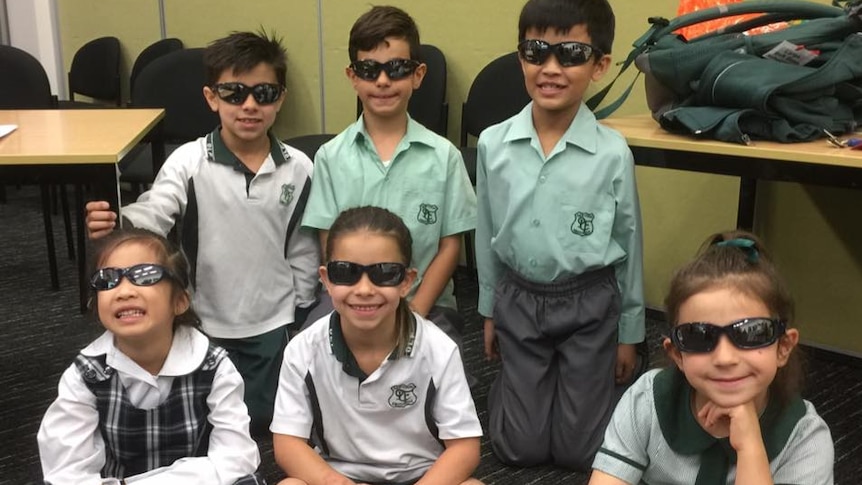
[127,264,167,286]
[90,268,121,291]
[556,42,593,66]
[327,261,362,285]
[214,83,248,104]
[351,60,382,81]
[673,323,719,352]
[367,263,406,286]
[351,59,418,81]
[730,318,780,348]
[518,40,548,65]
[251,84,283,104]
[385,59,418,80]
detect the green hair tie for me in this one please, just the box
[715,238,759,263]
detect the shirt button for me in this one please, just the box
[531,219,540,227]
[530,259,537,267]
[539,175,547,183]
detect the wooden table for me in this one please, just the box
[601,114,862,229]
[0,109,165,311]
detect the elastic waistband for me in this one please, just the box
[504,266,615,297]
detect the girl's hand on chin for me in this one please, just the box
[697,400,762,452]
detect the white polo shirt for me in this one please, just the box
[271,312,482,483]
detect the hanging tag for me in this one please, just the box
[762,40,819,65]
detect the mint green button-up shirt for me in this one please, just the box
[302,116,477,309]
[476,103,644,343]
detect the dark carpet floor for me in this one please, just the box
[1,186,860,484]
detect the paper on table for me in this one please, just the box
[0,124,17,139]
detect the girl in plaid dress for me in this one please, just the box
[38,228,264,485]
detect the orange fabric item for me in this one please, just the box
[675,0,789,40]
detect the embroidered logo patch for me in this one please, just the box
[388,383,418,408]
[571,211,595,236]
[280,184,295,205]
[417,203,438,225]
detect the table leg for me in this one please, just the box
[737,177,757,231]
[77,165,121,313]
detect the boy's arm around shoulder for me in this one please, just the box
[37,364,105,483]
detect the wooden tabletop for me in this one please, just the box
[601,114,862,169]
[0,109,164,165]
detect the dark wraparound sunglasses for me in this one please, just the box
[518,39,602,67]
[670,317,786,353]
[326,261,407,287]
[349,59,421,81]
[90,264,174,291]
[212,82,284,105]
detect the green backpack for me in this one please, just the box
[588,0,862,144]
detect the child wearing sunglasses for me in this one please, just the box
[38,229,263,484]
[590,231,834,485]
[84,30,319,437]
[301,6,476,357]
[475,0,644,470]
[272,206,483,485]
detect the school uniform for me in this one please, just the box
[302,116,477,311]
[271,312,482,484]
[120,127,319,432]
[475,102,645,469]
[38,326,262,485]
[593,368,835,485]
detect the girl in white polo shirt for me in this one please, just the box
[590,231,834,485]
[272,206,483,485]
[38,228,261,484]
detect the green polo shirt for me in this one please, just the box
[593,368,835,485]
[302,116,477,309]
[475,102,644,343]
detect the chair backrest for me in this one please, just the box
[283,134,336,161]
[129,38,184,101]
[68,36,121,105]
[460,51,530,145]
[353,44,449,136]
[131,48,219,143]
[0,45,56,109]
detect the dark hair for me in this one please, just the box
[89,228,201,332]
[665,230,803,408]
[348,6,421,62]
[518,0,615,56]
[204,29,287,87]
[326,206,414,356]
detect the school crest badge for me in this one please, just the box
[280,184,295,205]
[571,211,594,236]
[417,203,438,225]
[388,383,418,408]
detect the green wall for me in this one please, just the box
[57,0,862,355]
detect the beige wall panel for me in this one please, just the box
[164,0,321,138]
[57,0,161,103]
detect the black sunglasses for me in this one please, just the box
[326,261,407,287]
[212,82,284,105]
[90,264,174,291]
[670,317,786,353]
[349,59,421,81]
[518,39,602,67]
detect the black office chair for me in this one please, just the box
[283,134,336,161]
[128,38,183,105]
[459,51,531,267]
[121,48,220,196]
[354,44,449,137]
[0,45,73,290]
[63,36,122,107]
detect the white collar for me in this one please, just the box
[81,326,210,377]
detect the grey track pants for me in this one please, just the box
[488,266,620,471]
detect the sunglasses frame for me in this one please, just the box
[326,261,407,287]
[670,317,787,353]
[348,58,421,81]
[90,264,174,291]
[211,82,284,105]
[517,39,603,67]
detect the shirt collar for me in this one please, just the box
[206,127,289,171]
[653,367,808,485]
[81,326,210,377]
[347,115,436,155]
[502,102,599,155]
[328,311,417,382]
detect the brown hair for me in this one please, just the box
[204,29,287,87]
[89,228,201,332]
[326,206,414,356]
[664,230,803,408]
[348,6,421,63]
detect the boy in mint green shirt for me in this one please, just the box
[302,6,476,335]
